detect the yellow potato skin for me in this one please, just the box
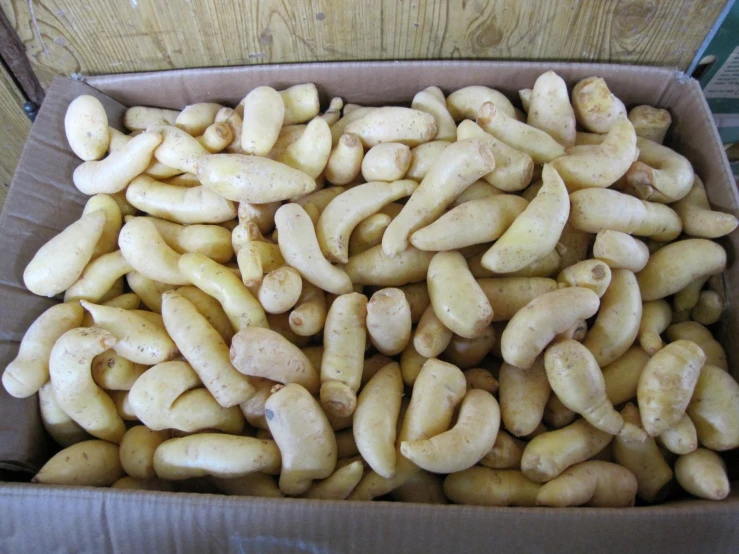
[444,467,540,507]
[33,440,124,486]
[687,364,739,451]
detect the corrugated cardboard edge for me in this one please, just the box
[1,484,738,553]
[1,62,738,553]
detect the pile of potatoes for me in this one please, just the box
[3,72,738,507]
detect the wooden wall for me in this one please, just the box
[0,63,30,204]
[0,0,729,211]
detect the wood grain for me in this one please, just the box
[0,62,30,211]
[0,0,727,89]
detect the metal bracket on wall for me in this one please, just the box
[0,7,45,117]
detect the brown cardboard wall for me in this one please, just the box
[1,62,738,552]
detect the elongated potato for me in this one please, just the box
[613,403,673,502]
[325,133,364,185]
[521,419,613,483]
[278,83,320,124]
[411,86,456,141]
[239,86,284,155]
[230,327,319,392]
[63,251,131,303]
[637,339,705,436]
[658,413,698,455]
[127,176,236,224]
[288,281,327,337]
[318,180,416,263]
[569,188,682,241]
[637,239,726,301]
[154,434,281,480]
[638,300,672,355]
[545,340,645,440]
[400,341,430,387]
[65,95,110,160]
[119,218,188,285]
[136,216,233,263]
[178,252,268,331]
[427,251,493,339]
[319,96,343,125]
[444,467,540,507]
[527,71,576,146]
[129,361,243,433]
[301,460,364,500]
[551,118,637,191]
[162,290,254,408]
[414,305,453,358]
[349,359,466,501]
[582,269,641,366]
[80,301,176,365]
[345,244,434,287]
[446,85,516,120]
[119,425,171,480]
[501,287,600,369]
[499,358,550,437]
[675,448,730,500]
[366,288,412,356]
[600,346,649,406]
[382,139,495,256]
[480,430,524,469]
[23,210,105,297]
[456,120,534,192]
[572,77,626,133]
[49,327,125,443]
[557,260,612,298]
[536,461,637,507]
[279,117,331,179]
[124,106,179,131]
[691,290,723,326]
[673,176,738,238]
[625,137,694,203]
[443,327,496,369]
[74,131,162,194]
[401,389,500,473]
[198,154,316,203]
[91,350,146,391]
[149,124,208,174]
[405,140,451,182]
[266,383,337,495]
[411,195,527,251]
[38,382,89,447]
[3,303,84,399]
[628,105,671,144]
[481,165,568,273]
[687,364,739,451]
[593,230,649,272]
[32,440,123,486]
[320,293,367,417]
[214,107,244,153]
[174,102,223,136]
[238,201,281,235]
[124,272,173,313]
[354,362,403,479]
[361,143,412,182]
[477,102,565,164]
[665,321,727,370]
[476,277,557,322]
[274,203,352,294]
[81,195,122,261]
[345,107,437,147]
[349,213,391,257]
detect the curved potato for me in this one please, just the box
[637,239,726,301]
[412,86,456,141]
[501,287,600,369]
[119,218,188,285]
[446,86,516,120]
[198,154,316,203]
[411,195,528,251]
[674,448,730,501]
[427,251,493,339]
[361,143,412,182]
[658,413,698,455]
[49,327,125,443]
[673,176,738,238]
[149,124,208,174]
[625,137,694,203]
[481,165,569,273]
[3,302,84,398]
[162,290,255,408]
[138,216,233,263]
[405,140,451,182]
[382,139,495,256]
[583,269,642,366]
[593,230,649,272]
[318,180,417,263]
[154,434,281,480]
[536,461,637,507]
[557,260,612,298]
[32,440,123,486]
[345,107,437,147]
[266,383,337,495]
[240,86,284,155]
[127,176,236,224]
[569,188,682,241]
[23,210,105,297]
[38,382,89,447]
[325,132,364,185]
[527,71,576,146]
[629,105,672,143]
[83,194,123,260]
[175,102,223,135]
[638,300,672,355]
[499,358,550,437]
[444,467,540,506]
[687,364,739,451]
[413,305,453,358]
[124,106,179,131]
[279,117,332,179]
[344,244,434,287]
[73,131,162,194]
[572,77,627,133]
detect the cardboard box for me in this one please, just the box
[1,62,738,552]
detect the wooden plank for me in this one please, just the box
[0,62,30,211]
[0,0,728,89]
